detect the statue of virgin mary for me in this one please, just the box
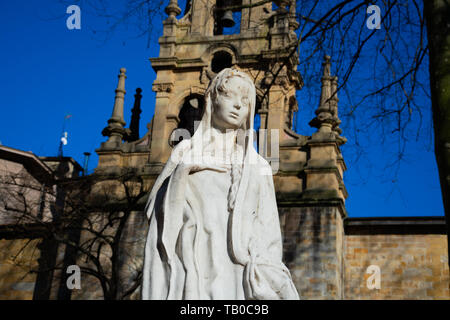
[142,68,299,300]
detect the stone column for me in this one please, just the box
[148,86,174,166]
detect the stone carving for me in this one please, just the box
[152,83,174,93]
[142,68,299,300]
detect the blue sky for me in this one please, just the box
[0,1,444,217]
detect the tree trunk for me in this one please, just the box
[424,0,450,264]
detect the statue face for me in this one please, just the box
[211,76,250,131]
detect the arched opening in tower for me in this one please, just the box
[171,94,205,146]
[211,51,233,74]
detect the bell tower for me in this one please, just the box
[96,0,305,176]
[147,0,303,171]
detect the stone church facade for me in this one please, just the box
[0,0,448,299]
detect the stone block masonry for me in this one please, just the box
[344,218,449,300]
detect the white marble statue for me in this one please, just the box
[142,68,299,300]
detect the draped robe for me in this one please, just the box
[141,142,299,300]
[141,68,299,300]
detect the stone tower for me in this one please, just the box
[96,0,348,299]
[97,0,304,174]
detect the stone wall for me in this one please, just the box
[0,238,41,299]
[1,210,449,300]
[280,206,344,299]
[344,234,449,299]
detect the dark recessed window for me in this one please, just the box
[211,51,232,73]
[171,95,204,146]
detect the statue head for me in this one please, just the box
[187,68,258,166]
[208,69,256,132]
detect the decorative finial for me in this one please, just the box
[309,55,334,133]
[111,68,126,125]
[126,88,143,142]
[330,76,340,130]
[323,55,331,74]
[101,67,127,145]
[309,58,346,144]
[289,0,299,31]
[165,0,181,20]
[330,76,347,145]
